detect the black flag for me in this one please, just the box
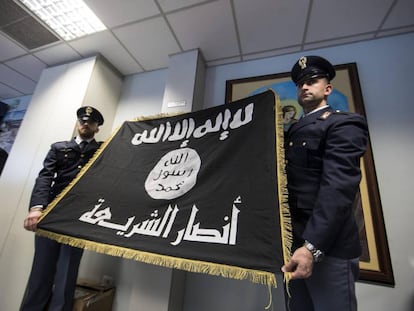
[38,90,291,287]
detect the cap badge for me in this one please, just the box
[85,106,93,116]
[299,56,307,70]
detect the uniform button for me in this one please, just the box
[302,142,307,146]
[80,154,85,158]
[289,141,293,146]
[64,154,68,157]
[78,165,82,169]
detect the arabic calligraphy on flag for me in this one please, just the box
[37,90,291,287]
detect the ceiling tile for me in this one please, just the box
[307,0,395,42]
[69,30,143,75]
[383,0,414,29]
[113,17,180,71]
[0,83,23,99]
[0,64,37,94]
[1,0,59,50]
[304,34,375,50]
[0,0,413,102]
[377,26,414,38]
[0,0,28,27]
[0,32,27,61]
[1,15,60,50]
[235,0,309,54]
[33,43,81,66]
[5,54,46,81]
[167,0,238,60]
[206,56,241,67]
[158,0,208,12]
[85,0,160,28]
[242,46,301,62]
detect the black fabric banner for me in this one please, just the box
[37,90,291,286]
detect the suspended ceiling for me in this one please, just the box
[0,0,413,100]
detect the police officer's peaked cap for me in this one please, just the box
[291,55,336,85]
[77,106,104,125]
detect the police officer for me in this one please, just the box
[282,56,368,311]
[22,106,104,311]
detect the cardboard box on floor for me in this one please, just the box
[73,279,115,311]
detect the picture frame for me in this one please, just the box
[225,63,395,286]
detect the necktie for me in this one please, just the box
[79,141,88,152]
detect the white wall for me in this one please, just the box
[113,69,167,128]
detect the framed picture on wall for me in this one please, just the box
[225,63,395,286]
[0,96,31,176]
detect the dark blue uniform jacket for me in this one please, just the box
[285,107,368,259]
[30,138,101,208]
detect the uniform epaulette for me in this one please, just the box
[318,110,352,120]
[318,111,332,120]
[53,141,69,146]
[332,110,351,115]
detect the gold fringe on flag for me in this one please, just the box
[271,90,293,286]
[37,93,291,289]
[36,228,277,287]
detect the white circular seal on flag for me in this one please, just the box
[145,147,201,200]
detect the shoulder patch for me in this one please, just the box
[332,110,351,115]
[55,140,70,145]
[53,140,73,150]
[318,111,332,120]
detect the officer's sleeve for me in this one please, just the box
[302,114,368,252]
[29,144,58,209]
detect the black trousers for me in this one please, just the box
[21,235,83,311]
[286,256,359,311]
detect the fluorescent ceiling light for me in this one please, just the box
[17,0,106,41]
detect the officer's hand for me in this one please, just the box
[281,246,314,279]
[24,209,43,231]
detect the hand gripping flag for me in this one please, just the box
[37,90,291,287]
